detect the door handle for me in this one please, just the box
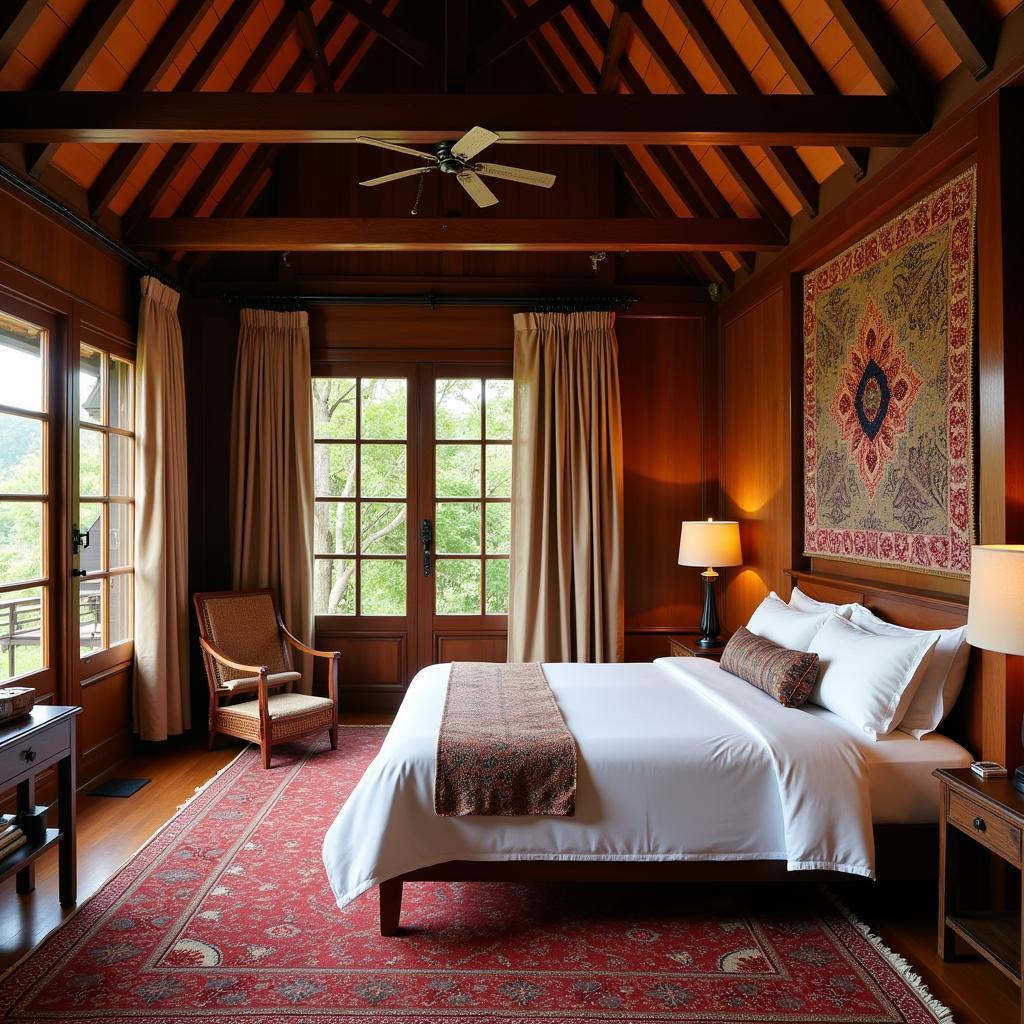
[422,519,433,577]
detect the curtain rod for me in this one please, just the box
[0,161,180,293]
[218,292,636,312]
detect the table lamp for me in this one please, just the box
[678,518,743,648]
[966,544,1024,792]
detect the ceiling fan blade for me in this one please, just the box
[473,162,556,188]
[355,136,436,163]
[359,166,435,187]
[451,125,499,161]
[456,170,499,208]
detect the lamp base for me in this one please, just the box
[696,636,724,650]
[1014,767,1024,794]
[698,574,721,649]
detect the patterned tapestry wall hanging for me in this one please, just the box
[803,166,976,578]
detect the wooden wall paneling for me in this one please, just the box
[312,631,408,712]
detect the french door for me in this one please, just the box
[312,361,512,707]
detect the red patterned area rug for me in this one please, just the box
[1,727,952,1023]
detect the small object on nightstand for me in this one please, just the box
[0,687,35,725]
[669,634,733,661]
[677,520,743,648]
[934,767,1024,1000]
[971,761,1008,779]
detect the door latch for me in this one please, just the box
[71,525,91,555]
[422,518,433,577]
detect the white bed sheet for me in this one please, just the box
[321,657,926,908]
[801,705,972,822]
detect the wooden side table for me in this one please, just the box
[0,705,81,907]
[668,633,733,660]
[934,767,1024,1007]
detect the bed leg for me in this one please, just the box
[379,879,403,936]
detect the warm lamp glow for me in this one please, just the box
[678,519,743,569]
[967,545,1024,656]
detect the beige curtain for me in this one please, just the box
[230,308,314,689]
[508,311,624,663]
[133,276,190,740]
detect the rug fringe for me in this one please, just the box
[825,889,956,1024]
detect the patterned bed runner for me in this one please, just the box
[434,662,577,816]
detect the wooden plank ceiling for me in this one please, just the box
[0,0,1020,288]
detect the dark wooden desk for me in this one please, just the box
[0,706,81,907]
[934,767,1024,1020]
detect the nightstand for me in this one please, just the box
[668,633,732,660]
[934,767,1024,1000]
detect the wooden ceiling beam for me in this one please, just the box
[823,0,933,121]
[443,0,469,92]
[600,1,639,94]
[663,0,819,217]
[290,0,335,92]
[921,0,998,80]
[330,0,437,69]
[24,0,136,177]
[0,0,46,73]
[470,0,573,73]
[130,216,787,252]
[735,0,868,180]
[88,0,261,217]
[0,93,921,146]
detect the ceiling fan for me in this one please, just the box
[355,126,556,209]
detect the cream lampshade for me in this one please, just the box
[678,519,743,649]
[967,545,1024,656]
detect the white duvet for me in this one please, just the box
[322,657,876,908]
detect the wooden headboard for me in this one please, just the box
[785,569,981,756]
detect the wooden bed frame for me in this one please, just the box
[376,569,980,936]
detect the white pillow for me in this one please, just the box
[808,614,938,739]
[848,605,970,739]
[746,594,831,651]
[787,586,856,619]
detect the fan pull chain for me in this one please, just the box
[411,171,425,216]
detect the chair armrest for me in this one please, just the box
[279,624,339,662]
[198,636,268,676]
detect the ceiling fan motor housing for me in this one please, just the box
[434,141,467,174]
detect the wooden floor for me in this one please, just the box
[0,724,1018,1024]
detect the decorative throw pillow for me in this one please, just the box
[848,605,970,739]
[786,586,857,619]
[808,613,938,739]
[745,593,831,651]
[720,627,820,707]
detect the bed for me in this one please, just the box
[321,570,979,935]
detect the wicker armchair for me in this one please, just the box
[193,589,339,768]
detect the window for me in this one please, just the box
[433,377,512,616]
[0,311,49,681]
[78,345,135,655]
[313,377,409,616]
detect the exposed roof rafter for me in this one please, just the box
[921,0,998,81]
[330,0,437,69]
[0,0,46,73]
[470,0,573,73]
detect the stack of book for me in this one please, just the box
[0,686,35,725]
[0,818,27,860]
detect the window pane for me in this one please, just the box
[436,379,481,439]
[314,502,355,555]
[109,503,132,569]
[360,378,406,440]
[360,559,405,615]
[361,444,406,498]
[436,444,480,497]
[486,559,509,614]
[436,502,480,554]
[0,586,44,680]
[314,442,355,497]
[0,501,42,585]
[79,347,103,425]
[78,503,103,572]
[108,433,133,498]
[485,503,510,554]
[436,559,481,615]
[109,573,132,645]
[80,428,103,497]
[361,502,406,554]
[0,315,44,413]
[109,358,134,430]
[0,413,42,494]
[485,379,513,439]
[314,558,355,615]
[312,378,356,438]
[485,445,512,497]
[79,578,102,655]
